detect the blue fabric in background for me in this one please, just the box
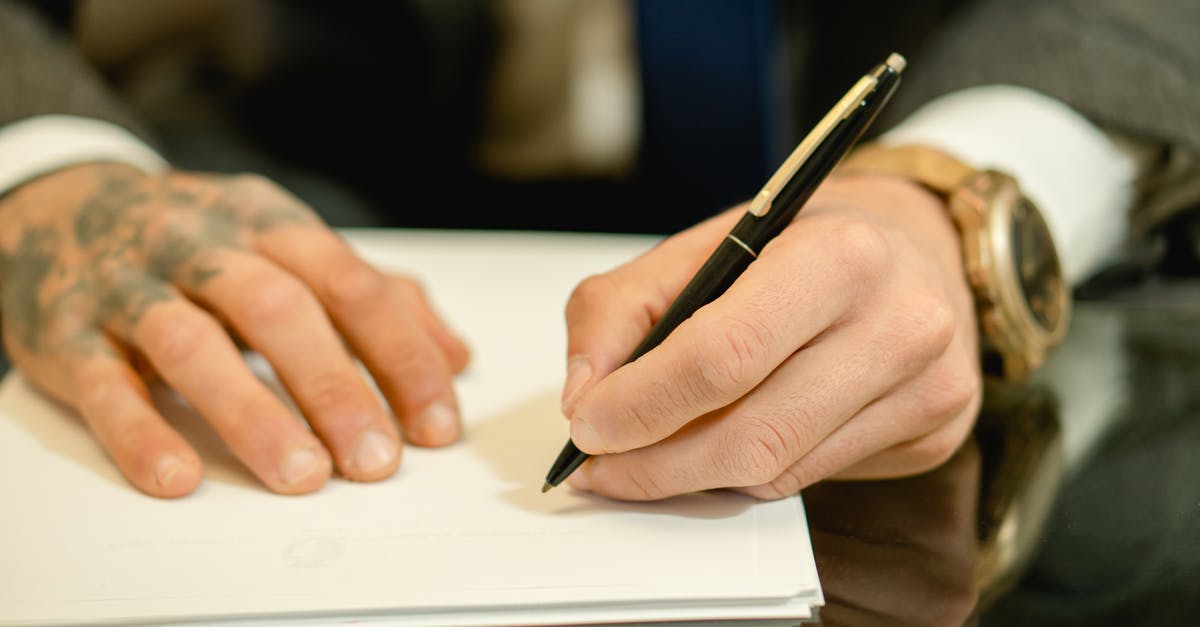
[635,0,787,230]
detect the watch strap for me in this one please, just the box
[839,143,976,194]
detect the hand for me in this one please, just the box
[0,163,469,497]
[560,173,982,500]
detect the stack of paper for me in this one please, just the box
[0,230,822,626]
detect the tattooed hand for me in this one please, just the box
[0,163,470,497]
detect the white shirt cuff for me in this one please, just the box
[881,85,1137,285]
[0,115,167,197]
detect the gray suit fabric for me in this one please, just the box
[884,0,1200,241]
[0,1,153,143]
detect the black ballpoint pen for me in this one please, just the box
[543,53,906,493]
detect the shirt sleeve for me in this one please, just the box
[0,115,167,197]
[880,84,1137,286]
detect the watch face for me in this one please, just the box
[1011,197,1065,331]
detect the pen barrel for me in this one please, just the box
[736,60,901,252]
[735,122,866,251]
[625,237,757,364]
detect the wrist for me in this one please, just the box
[838,143,1071,379]
[2,160,144,216]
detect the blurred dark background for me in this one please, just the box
[38,0,970,234]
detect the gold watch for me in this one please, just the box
[840,143,1070,380]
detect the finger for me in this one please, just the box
[253,227,461,447]
[784,324,981,487]
[824,386,980,482]
[569,310,935,500]
[736,352,980,500]
[562,207,742,414]
[4,320,204,498]
[567,211,891,456]
[104,283,332,494]
[180,249,401,481]
[72,345,205,498]
[389,274,470,374]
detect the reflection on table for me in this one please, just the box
[803,301,1200,626]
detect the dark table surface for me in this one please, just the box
[805,284,1200,626]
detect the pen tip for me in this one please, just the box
[886,52,907,73]
[542,482,554,493]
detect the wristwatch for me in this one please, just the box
[839,143,1070,380]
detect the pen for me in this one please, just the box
[543,52,906,493]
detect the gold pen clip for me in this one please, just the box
[747,75,877,218]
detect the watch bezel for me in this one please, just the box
[951,171,1070,379]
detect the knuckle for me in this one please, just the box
[390,275,428,303]
[723,417,795,485]
[745,474,799,501]
[144,314,221,365]
[915,298,957,353]
[110,415,157,450]
[623,467,668,501]
[893,295,957,364]
[239,275,315,327]
[230,172,277,195]
[691,316,773,400]
[228,173,316,226]
[922,367,981,420]
[142,206,192,232]
[40,306,90,351]
[78,377,119,415]
[829,218,891,285]
[605,403,660,447]
[376,342,427,378]
[142,212,203,253]
[142,215,238,278]
[324,262,387,311]
[565,273,617,319]
[374,342,445,406]
[302,371,370,416]
[59,340,115,387]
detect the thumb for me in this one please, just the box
[561,206,744,415]
[561,272,657,416]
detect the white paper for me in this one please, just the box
[0,230,822,626]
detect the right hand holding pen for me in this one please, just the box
[559,174,983,500]
[0,163,469,497]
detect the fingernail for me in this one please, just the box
[416,402,460,445]
[570,415,603,453]
[279,448,321,485]
[353,429,397,476]
[154,454,183,488]
[562,355,593,414]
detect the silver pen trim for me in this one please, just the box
[725,233,758,258]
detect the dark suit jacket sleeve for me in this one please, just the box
[0,0,154,142]
[885,0,1200,240]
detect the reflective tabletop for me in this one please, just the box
[805,293,1200,626]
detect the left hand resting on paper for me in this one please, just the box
[559,173,982,500]
[0,164,469,498]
